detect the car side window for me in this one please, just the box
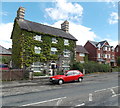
[66,71,74,76]
[74,71,80,75]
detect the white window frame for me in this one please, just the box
[97,44,101,50]
[64,39,69,45]
[80,61,84,63]
[112,55,114,59]
[103,47,107,51]
[111,47,114,52]
[116,47,118,52]
[51,47,57,54]
[104,54,107,58]
[79,53,85,57]
[97,53,100,58]
[52,38,58,44]
[34,35,42,41]
[107,54,111,58]
[63,49,70,57]
[34,46,41,54]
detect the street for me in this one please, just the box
[2,72,119,107]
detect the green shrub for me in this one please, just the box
[70,61,111,74]
[33,72,45,76]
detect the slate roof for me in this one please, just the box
[17,19,77,41]
[76,45,89,54]
[89,40,98,47]
[0,45,12,55]
[89,40,110,48]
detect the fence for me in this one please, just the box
[1,69,29,81]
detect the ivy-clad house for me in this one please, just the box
[11,7,77,74]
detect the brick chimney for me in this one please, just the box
[16,7,25,21]
[61,20,69,33]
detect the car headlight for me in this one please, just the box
[52,78,55,80]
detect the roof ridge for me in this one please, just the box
[24,19,68,33]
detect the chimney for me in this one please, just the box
[16,7,25,21]
[61,20,69,33]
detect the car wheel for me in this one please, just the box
[78,77,83,82]
[58,79,63,85]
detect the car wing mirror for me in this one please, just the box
[65,74,68,76]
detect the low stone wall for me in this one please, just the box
[2,69,28,81]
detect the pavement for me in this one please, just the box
[1,72,115,88]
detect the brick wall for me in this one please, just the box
[84,41,97,61]
[76,52,85,62]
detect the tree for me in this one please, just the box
[0,56,11,64]
[117,56,120,66]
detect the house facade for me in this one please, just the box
[115,45,120,66]
[76,45,89,63]
[11,7,77,74]
[84,40,116,66]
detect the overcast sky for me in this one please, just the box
[0,0,119,49]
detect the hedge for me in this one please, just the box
[70,61,111,74]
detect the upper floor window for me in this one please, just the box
[103,54,107,58]
[103,47,107,51]
[107,54,111,58]
[63,49,70,57]
[52,38,58,44]
[34,46,41,54]
[112,55,115,59]
[97,44,101,50]
[116,47,119,52]
[51,47,57,54]
[111,47,114,52]
[34,35,42,41]
[79,53,85,57]
[97,53,100,58]
[64,39,69,45]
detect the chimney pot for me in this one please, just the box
[17,7,25,21]
[61,20,69,33]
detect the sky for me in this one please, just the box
[0,0,119,49]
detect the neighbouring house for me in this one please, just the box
[84,40,116,66]
[0,45,12,64]
[115,45,120,66]
[11,7,77,75]
[76,45,89,63]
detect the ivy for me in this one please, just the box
[12,20,76,69]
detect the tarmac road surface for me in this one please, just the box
[2,72,119,107]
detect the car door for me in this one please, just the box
[73,71,80,80]
[64,71,74,82]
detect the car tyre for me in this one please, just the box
[58,79,64,85]
[78,77,83,82]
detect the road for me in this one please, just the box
[2,72,119,107]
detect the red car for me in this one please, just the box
[49,70,84,85]
[0,64,9,70]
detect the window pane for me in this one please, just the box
[34,46,41,54]
[52,38,57,43]
[64,39,69,45]
[34,35,41,41]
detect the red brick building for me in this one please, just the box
[115,45,120,66]
[84,40,116,66]
[76,45,89,63]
